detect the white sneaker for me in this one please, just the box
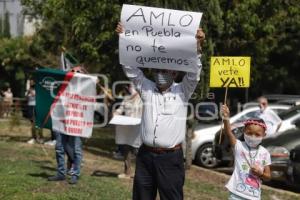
[117,173,131,179]
[27,138,36,144]
[67,167,74,176]
[44,140,56,146]
[113,151,124,160]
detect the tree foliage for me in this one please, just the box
[216,0,300,97]
[3,12,11,38]
[0,37,33,96]
[21,0,122,82]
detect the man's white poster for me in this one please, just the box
[119,4,202,73]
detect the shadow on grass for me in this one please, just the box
[82,127,117,159]
[83,146,114,160]
[0,135,30,143]
[91,170,118,178]
[30,160,52,164]
[264,180,300,193]
[28,172,52,179]
[40,165,56,172]
[26,160,57,179]
[0,126,118,161]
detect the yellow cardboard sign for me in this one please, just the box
[209,56,251,88]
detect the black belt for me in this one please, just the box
[142,143,182,154]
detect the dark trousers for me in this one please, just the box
[133,145,185,200]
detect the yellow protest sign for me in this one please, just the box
[209,56,251,88]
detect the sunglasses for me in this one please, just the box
[71,70,82,73]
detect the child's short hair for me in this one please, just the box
[244,118,267,131]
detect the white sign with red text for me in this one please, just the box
[51,73,97,138]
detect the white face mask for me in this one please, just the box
[244,134,263,148]
[154,72,173,89]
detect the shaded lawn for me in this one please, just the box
[0,138,228,200]
[0,123,132,200]
[0,140,132,200]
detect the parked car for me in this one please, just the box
[189,104,290,168]
[277,105,300,133]
[270,127,300,183]
[288,144,300,187]
[196,102,219,122]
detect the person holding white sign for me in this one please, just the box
[48,66,86,185]
[113,84,142,179]
[116,21,205,200]
[257,96,282,137]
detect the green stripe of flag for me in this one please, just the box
[35,68,68,129]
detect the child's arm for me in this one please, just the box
[251,165,271,181]
[221,104,236,146]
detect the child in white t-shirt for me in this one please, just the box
[221,104,271,200]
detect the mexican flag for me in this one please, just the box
[35,68,97,138]
[60,51,79,71]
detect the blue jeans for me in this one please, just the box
[55,132,82,177]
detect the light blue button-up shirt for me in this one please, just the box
[122,57,202,148]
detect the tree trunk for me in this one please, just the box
[185,118,195,170]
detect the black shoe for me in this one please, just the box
[48,175,65,181]
[69,175,79,185]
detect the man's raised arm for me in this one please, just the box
[116,22,145,93]
[181,28,205,99]
[122,65,145,94]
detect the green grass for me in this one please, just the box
[0,129,132,200]
[0,120,299,200]
[0,120,131,200]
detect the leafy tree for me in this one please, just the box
[0,37,33,96]
[3,12,11,38]
[266,0,300,94]
[0,17,2,36]
[22,0,122,82]
[217,0,300,97]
